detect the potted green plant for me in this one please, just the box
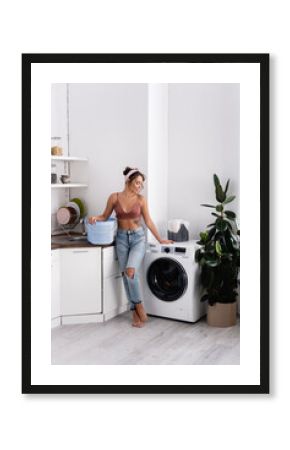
[195,174,240,327]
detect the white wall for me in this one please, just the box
[147,84,168,242]
[51,84,68,155]
[168,83,240,239]
[68,83,148,219]
[51,83,69,230]
[51,83,240,240]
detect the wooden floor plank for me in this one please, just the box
[51,312,240,365]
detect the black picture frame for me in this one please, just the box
[22,53,269,394]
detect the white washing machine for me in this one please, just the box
[143,240,206,323]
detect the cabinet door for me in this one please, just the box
[61,248,102,315]
[102,246,121,278]
[51,251,61,319]
[103,274,129,314]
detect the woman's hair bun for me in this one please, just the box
[123,166,133,176]
[122,166,146,182]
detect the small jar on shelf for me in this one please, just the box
[51,137,63,156]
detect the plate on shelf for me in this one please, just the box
[70,197,85,217]
[66,201,80,219]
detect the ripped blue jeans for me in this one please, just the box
[115,227,146,311]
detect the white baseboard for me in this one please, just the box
[61,314,104,325]
[103,304,130,322]
[51,317,61,328]
[53,304,131,327]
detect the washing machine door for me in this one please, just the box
[146,257,188,301]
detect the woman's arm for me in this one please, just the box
[88,193,116,223]
[141,196,173,244]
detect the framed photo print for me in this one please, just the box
[22,53,269,394]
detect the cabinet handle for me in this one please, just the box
[72,250,89,253]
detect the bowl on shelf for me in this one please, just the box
[66,201,80,217]
[60,175,70,184]
[56,206,78,225]
[70,197,86,217]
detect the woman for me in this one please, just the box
[89,166,174,328]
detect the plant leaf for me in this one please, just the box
[204,254,220,267]
[216,184,226,203]
[216,204,223,212]
[231,236,240,250]
[215,218,228,232]
[224,219,233,230]
[205,241,215,252]
[195,249,201,262]
[223,195,236,204]
[213,174,221,188]
[200,231,209,242]
[215,240,222,256]
[208,227,216,240]
[224,179,230,194]
[201,204,216,208]
[224,210,236,219]
[205,259,220,268]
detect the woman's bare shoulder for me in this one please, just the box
[109,192,118,203]
[138,194,146,205]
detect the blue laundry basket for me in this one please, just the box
[85,216,117,245]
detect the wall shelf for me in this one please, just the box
[51,156,88,162]
[51,154,88,189]
[51,183,88,189]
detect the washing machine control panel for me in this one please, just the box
[161,246,187,255]
[161,246,172,254]
[147,242,196,258]
[174,247,186,253]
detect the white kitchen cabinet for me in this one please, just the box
[51,245,130,326]
[60,247,102,316]
[51,250,61,327]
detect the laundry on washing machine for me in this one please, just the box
[167,219,189,242]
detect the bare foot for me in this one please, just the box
[132,310,144,328]
[135,303,148,322]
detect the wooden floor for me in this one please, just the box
[51,311,240,365]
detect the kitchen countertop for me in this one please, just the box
[51,232,115,250]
